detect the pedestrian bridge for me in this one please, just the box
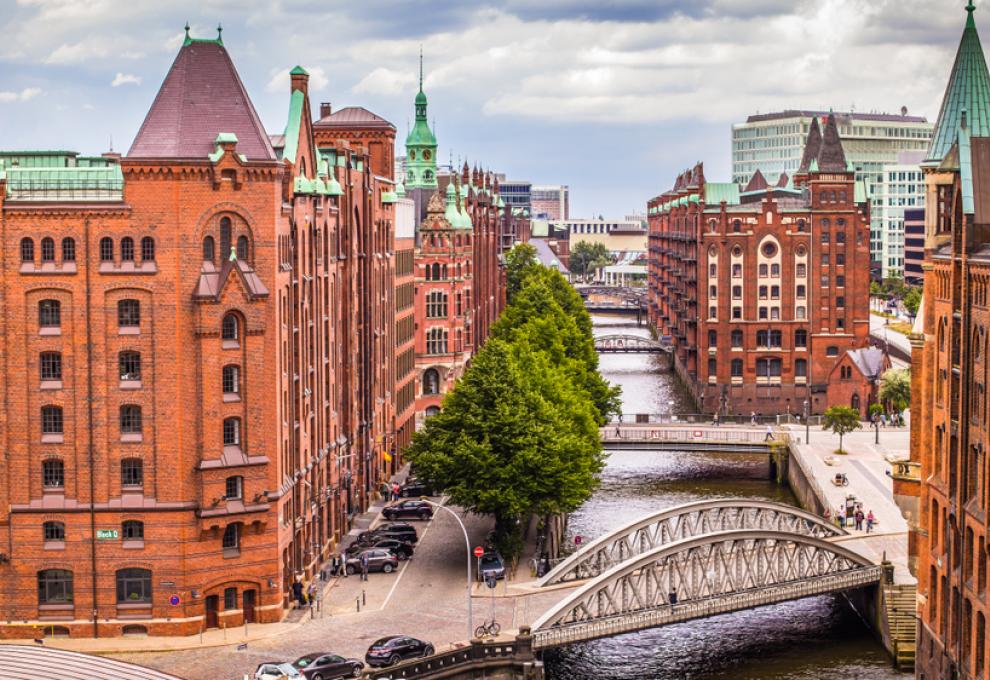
[528,500,880,650]
[594,334,670,353]
[600,425,787,452]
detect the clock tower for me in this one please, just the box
[405,51,438,190]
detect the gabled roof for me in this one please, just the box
[776,172,790,188]
[128,39,275,161]
[743,169,769,193]
[845,347,888,381]
[927,4,990,163]
[818,113,848,172]
[315,106,395,130]
[797,117,822,173]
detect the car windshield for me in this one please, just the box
[480,555,501,568]
[277,664,301,676]
[293,656,317,667]
[370,637,396,648]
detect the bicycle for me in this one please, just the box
[474,619,501,638]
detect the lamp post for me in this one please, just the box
[803,399,810,444]
[419,498,473,640]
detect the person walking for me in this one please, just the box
[764,425,775,442]
[751,411,757,425]
[331,554,341,577]
[307,581,317,608]
[291,578,305,609]
[360,551,370,581]
[866,510,876,533]
[668,588,678,606]
[713,413,720,428]
[837,508,845,529]
[854,509,864,531]
[392,482,401,501]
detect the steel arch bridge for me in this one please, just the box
[531,529,881,649]
[538,499,845,586]
[594,334,670,353]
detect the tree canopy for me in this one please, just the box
[903,287,922,317]
[822,405,862,453]
[504,243,540,303]
[569,241,612,280]
[878,368,911,412]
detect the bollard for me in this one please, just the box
[356,597,361,612]
[362,590,366,606]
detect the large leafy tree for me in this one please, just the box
[903,287,922,317]
[822,405,862,454]
[504,243,540,303]
[878,368,911,412]
[569,240,611,280]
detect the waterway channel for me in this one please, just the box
[542,313,909,680]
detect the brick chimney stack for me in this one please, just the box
[320,102,332,119]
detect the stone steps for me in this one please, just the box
[883,584,917,671]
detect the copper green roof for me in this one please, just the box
[290,65,308,76]
[5,164,124,201]
[282,89,306,165]
[703,183,740,205]
[927,4,990,163]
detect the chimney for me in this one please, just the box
[320,102,332,119]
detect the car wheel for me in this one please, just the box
[346,565,355,575]
[423,645,434,657]
[313,674,323,680]
[383,563,394,573]
[419,511,430,520]
[388,654,400,666]
[396,552,408,561]
[351,665,363,678]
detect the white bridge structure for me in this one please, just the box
[594,334,670,353]
[529,500,882,650]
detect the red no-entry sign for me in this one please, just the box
[473,546,485,558]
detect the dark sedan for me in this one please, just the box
[292,652,363,680]
[358,522,418,544]
[346,538,414,560]
[382,499,434,521]
[345,549,399,575]
[365,635,434,667]
[400,479,434,497]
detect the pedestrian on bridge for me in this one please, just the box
[837,508,845,528]
[866,511,876,533]
[668,589,677,606]
[713,413,720,427]
[764,426,775,442]
[854,509,864,531]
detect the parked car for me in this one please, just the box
[292,652,364,680]
[358,522,418,544]
[346,538,414,560]
[255,662,304,680]
[382,499,434,521]
[345,548,399,575]
[478,551,506,581]
[400,478,434,497]
[364,635,435,667]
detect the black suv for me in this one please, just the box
[400,479,434,497]
[365,636,434,667]
[358,522,418,544]
[346,537,414,560]
[382,499,434,521]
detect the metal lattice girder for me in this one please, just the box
[594,334,668,352]
[531,529,878,646]
[538,499,845,586]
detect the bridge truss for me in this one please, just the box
[538,499,845,586]
[531,529,880,649]
[594,334,670,353]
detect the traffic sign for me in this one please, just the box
[575,535,583,545]
[168,595,181,606]
[473,546,484,558]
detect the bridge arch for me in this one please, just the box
[531,529,879,648]
[594,334,668,353]
[538,499,844,586]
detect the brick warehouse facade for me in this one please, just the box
[0,32,407,638]
[647,114,874,417]
[910,6,990,678]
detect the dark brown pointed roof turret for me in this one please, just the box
[817,113,848,172]
[743,169,769,193]
[797,117,822,173]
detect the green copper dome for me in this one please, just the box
[445,182,460,226]
[457,184,473,230]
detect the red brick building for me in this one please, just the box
[647,114,874,417]
[909,5,990,677]
[0,31,399,638]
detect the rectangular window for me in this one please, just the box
[732,264,742,278]
[40,352,62,381]
[837,317,846,330]
[796,285,806,299]
[709,306,717,319]
[759,264,768,278]
[771,285,780,299]
[121,459,143,487]
[836,275,845,288]
[770,263,780,277]
[708,358,717,375]
[732,307,742,319]
[796,263,806,277]
[821,276,829,288]
[759,307,768,320]
[118,300,140,327]
[836,296,845,308]
[836,253,845,265]
[759,285,768,299]
[821,253,830,266]
[224,587,238,610]
[732,285,742,299]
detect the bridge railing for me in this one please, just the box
[365,630,536,679]
[601,427,790,445]
[607,413,824,426]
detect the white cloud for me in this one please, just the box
[0,87,41,103]
[353,67,417,96]
[266,66,330,94]
[45,41,143,64]
[111,72,141,87]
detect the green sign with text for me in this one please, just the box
[96,529,119,540]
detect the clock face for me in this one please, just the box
[423,150,432,160]
[408,150,416,161]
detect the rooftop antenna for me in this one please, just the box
[109,134,113,153]
[419,45,424,91]
[217,22,223,42]
[184,22,190,39]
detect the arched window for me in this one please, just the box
[141,237,155,261]
[61,237,76,262]
[221,314,239,342]
[236,235,249,261]
[425,406,441,418]
[222,365,240,394]
[120,405,142,434]
[423,368,440,395]
[120,237,135,261]
[42,459,64,489]
[116,568,151,603]
[851,393,861,412]
[826,345,839,357]
[38,569,73,604]
[41,406,63,434]
[21,237,34,262]
[119,351,141,381]
[122,520,144,540]
[121,458,143,487]
[795,358,808,377]
[731,329,743,347]
[41,237,55,262]
[118,299,140,328]
[43,521,65,542]
[225,476,243,500]
[100,237,114,262]
[203,236,216,262]
[223,417,241,446]
[756,357,782,377]
[431,263,441,280]
[220,217,232,257]
[40,351,62,381]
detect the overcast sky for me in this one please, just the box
[0,0,975,217]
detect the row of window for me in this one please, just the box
[21,237,157,265]
[39,568,152,605]
[707,357,808,378]
[38,406,242,445]
[43,519,143,542]
[21,237,76,263]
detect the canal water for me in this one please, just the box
[543,314,909,680]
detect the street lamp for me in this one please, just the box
[419,498,473,640]
[803,399,810,444]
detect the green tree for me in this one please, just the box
[822,405,862,454]
[878,368,911,413]
[903,287,922,317]
[569,240,611,280]
[882,275,907,299]
[406,339,604,556]
[870,281,882,297]
[504,243,540,303]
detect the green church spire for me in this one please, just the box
[405,47,438,189]
[926,2,990,163]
